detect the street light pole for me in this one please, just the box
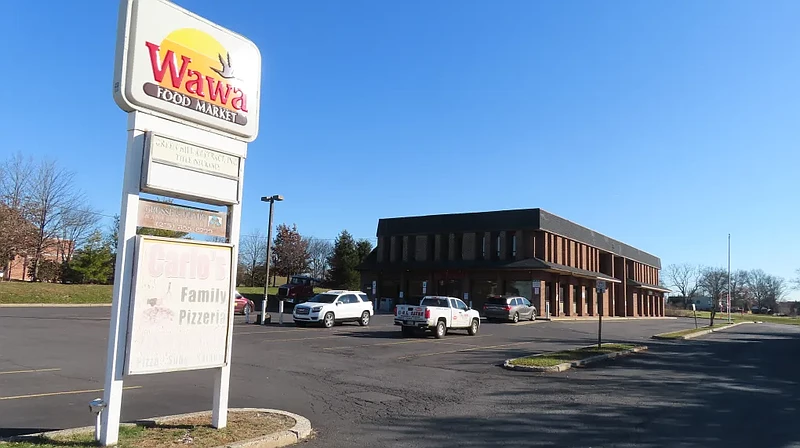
[260,195,283,325]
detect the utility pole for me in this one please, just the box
[727,233,731,324]
[260,195,283,325]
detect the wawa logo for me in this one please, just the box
[142,28,249,126]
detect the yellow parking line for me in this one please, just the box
[323,334,494,351]
[0,368,61,376]
[397,341,533,360]
[0,386,142,401]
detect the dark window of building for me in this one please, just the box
[440,234,450,261]
[397,237,405,262]
[509,232,517,258]
[408,236,416,262]
[477,234,486,260]
[454,233,463,261]
[495,233,501,259]
[427,234,435,261]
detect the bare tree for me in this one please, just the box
[728,270,751,309]
[0,203,36,278]
[59,205,100,265]
[306,237,333,280]
[698,267,728,326]
[239,229,266,287]
[664,263,700,308]
[27,160,83,281]
[746,269,787,312]
[0,153,33,210]
[792,268,800,291]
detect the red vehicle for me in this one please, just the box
[234,291,255,315]
[277,275,317,304]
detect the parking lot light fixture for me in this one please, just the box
[260,195,283,325]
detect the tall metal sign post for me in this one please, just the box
[102,0,262,445]
[596,280,606,349]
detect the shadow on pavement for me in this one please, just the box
[373,325,800,447]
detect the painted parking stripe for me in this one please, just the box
[396,341,533,360]
[0,368,61,376]
[0,386,142,401]
[323,334,495,351]
[235,324,394,336]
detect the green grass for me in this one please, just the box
[0,282,112,304]
[2,411,294,447]
[509,343,637,367]
[666,309,800,326]
[0,281,328,305]
[654,324,730,339]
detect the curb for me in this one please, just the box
[550,316,677,322]
[652,321,747,340]
[502,345,648,373]
[2,408,312,448]
[0,303,112,308]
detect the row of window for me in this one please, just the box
[388,232,519,263]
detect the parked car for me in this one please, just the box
[277,275,318,304]
[394,296,481,338]
[483,296,536,323]
[233,291,254,315]
[292,290,373,328]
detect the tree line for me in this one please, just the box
[1,153,374,288]
[663,263,795,324]
[237,225,373,291]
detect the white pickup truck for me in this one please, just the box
[394,296,481,338]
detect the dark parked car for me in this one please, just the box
[277,275,317,304]
[483,296,536,323]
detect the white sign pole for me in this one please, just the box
[213,163,243,428]
[100,112,145,446]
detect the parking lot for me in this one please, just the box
[4,309,796,447]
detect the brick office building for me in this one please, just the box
[358,208,669,318]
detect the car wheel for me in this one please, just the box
[468,318,479,336]
[323,312,335,329]
[295,321,307,328]
[359,311,370,326]
[243,304,251,316]
[530,311,536,321]
[401,326,414,337]
[512,313,519,323]
[434,320,446,339]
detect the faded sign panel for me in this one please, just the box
[125,236,233,375]
[137,199,227,238]
[149,134,240,179]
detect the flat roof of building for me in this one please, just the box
[376,208,660,268]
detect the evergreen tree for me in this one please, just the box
[356,239,374,263]
[67,231,114,284]
[327,230,359,289]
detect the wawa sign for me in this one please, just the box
[114,0,262,141]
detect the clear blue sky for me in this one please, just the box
[2,1,798,296]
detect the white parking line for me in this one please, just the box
[323,334,494,351]
[0,368,61,376]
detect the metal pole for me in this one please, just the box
[597,289,603,349]
[262,200,275,325]
[727,233,731,324]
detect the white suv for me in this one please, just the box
[292,290,374,328]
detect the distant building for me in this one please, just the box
[3,238,74,281]
[358,208,670,317]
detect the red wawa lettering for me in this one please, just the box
[145,41,248,112]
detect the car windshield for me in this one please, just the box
[486,298,509,305]
[308,293,338,304]
[290,277,306,285]
[420,298,449,308]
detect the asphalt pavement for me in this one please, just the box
[1,308,796,447]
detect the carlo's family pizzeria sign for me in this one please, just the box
[125,236,233,375]
[114,0,262,141]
